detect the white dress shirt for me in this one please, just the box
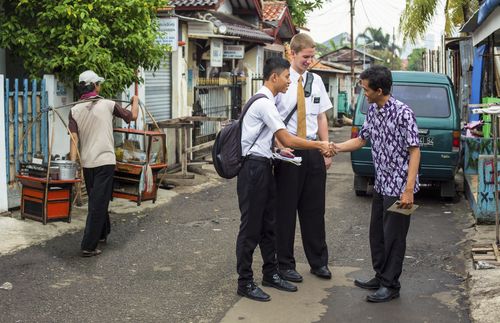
[276,68,333,140]
[241,86,286,158]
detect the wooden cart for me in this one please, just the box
[17,175,81,224]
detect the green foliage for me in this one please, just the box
[286,0,326,27]
[400,0,480,44]
[356,27,390,50]
[315,43,332,57]
[370,50,402,70]
[356,27,401,56]
[356,27,402,67]
[407,48,426,71]
[316,36,350,57]
[0,0,170,97]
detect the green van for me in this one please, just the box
[350,71,461,198]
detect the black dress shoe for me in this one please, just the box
[81,249,102,257]
[310,266,332,279]
[354,277,380,290]
[279,269,303,282]
[237,282,271,302]
[366,287,400,303]
[262,274,298,292]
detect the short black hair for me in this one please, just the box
[359,65,392,95]
[263,57,290,80]
[77,82,97,97]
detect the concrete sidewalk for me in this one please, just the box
[0,168,220,257]
[466,223,500,323]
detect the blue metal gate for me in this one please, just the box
[4,78,48,185]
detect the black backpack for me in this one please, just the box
[212,93,267,179]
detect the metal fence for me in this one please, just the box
[192,76,244,147]
[251,74,264,95]
[4,78,48,184]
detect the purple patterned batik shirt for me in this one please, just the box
[358,96,420,197]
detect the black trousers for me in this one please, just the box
[81,165,114,251]
[370,191,411,290]
[274,149,328,270]
[236,158,278,287]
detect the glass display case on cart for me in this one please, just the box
[112,128,167,205]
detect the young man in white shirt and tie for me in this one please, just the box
[274,33,334,283]
[236,57,332,302]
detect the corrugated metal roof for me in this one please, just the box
[182,11,274,43]
[309,60,350,74]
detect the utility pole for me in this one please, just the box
[350,0,355,110]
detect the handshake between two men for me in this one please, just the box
[277,141,338,159]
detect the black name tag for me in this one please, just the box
[313,97,320,103]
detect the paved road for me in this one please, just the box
[0,127,471,323]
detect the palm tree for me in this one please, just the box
[400,0,480,44]
[356,27,390,50]
[356,27,401,57]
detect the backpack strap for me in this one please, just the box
[282,72,314,126]
[238,93,267,120]
[239,93,268,157]
[284,105,297,126]
[304,72,314,98]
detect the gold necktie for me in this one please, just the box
[296,75,306,139]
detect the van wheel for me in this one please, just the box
[440,180,456,198]
[354,175,369,196]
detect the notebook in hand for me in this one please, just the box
[387,201,419,215]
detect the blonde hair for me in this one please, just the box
[290,33,315,54]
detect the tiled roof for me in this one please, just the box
[169,0,219,7]
[262,1,287,22]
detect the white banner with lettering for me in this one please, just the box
[223,45,245,59]
[158,17,178,51]
[210,38,223,67]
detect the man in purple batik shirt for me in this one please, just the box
[335,65,420,303]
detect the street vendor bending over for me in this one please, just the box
[69,70,138,257]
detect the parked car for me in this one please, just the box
[350,71,461,198]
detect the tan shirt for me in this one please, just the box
[69,98,132,168]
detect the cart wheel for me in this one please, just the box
[137,201,141,206]
[153,199,156,204]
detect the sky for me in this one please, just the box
[304,0,447,58]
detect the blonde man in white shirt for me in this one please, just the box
[236,57,333,302]
[274,33,334,283]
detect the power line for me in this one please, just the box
[312,2,350,17]
[359,0,374,29]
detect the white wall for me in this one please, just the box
[0,74,8,212]
[244,46,264,76]
[171,25,189,118]
[330,75,339,122]
[166,22,190,166]
[218,0,233,14]
[44,75,74,160]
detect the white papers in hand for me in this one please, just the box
[272,152,302,166]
